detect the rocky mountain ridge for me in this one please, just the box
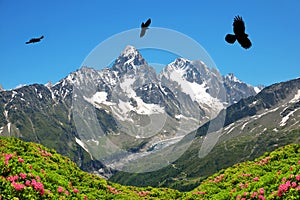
[0,45,259,178]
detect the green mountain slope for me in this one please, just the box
[110,78,300,190]
[1,136,299,199]
[0,136,182,199]
[192,143,300,199]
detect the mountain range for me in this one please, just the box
[2,45,299,191]
[111,76,300,191]
[0,45,258,176]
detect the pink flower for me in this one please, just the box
[19,172,26,179]
[259,188,264,195]
[73,188,79,193]
[251,192,258,198]
[36,176,41,180]
[279,183,289,192]
[35,182,44,191]
[18,157,24,163]
[58,186,64,193]
[40,188,45,195]
[243,192,248,197]
[236,195,241,199]
[258,195,265,200]
[4,154,13,165]
[84,196,87,200]
[65,190,70,195]
[29,165,32,170]
[291,182,297,188]
[277,170,281,175]
[12,182,25,191]
[297,186,300,190]
[286,181,291,187]
[296,175,300,181]
[290,166,293,171]
[253,177,259,181]
[239,183,244,189]
[281,177,287,182]
[25,180,31,186]
[5,154,13,160]
[298,160,300,165]
[277,190,283,197]
[242,173,251,177]
[7,175,19,182]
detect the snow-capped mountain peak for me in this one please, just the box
[111,45,148,75]
[225,73,242,84]
[121,45,140,58]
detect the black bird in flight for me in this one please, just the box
[140,18,151,37]
[26,36,44,44]
[225,16,252,49]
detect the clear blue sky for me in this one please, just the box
[1,0,299,89]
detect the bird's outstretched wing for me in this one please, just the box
[237,37,252,49]
[144,18,151,27]
[25,36,44,44]
[225,34,236,44]
[233,15,245,35]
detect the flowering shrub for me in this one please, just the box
[0,136,181,199]
[1,136,299,199]
[191,143,300,199]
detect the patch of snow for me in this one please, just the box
[256,107,280,119]
[225,125,236,135]
[241,121,250,130]
[7,123,11,134]
[4,110,8,118]
[124,56,136,67]
[279,108,298,126]
[167,67,223,116]
[14,84,26,89]
[12,91,17,98]
[75,137,92,158]
[90,92,115,106]
[175,114,183,119]
[121,45,139,57]
[250,100,258,106]
[224,123,235,131]
[226,73,242,84]
[87,139,99,146]
[290,89,300,103]
[254,87,261,93]
[119,76,136,97]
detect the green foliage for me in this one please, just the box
[1,136,299,199]
[0,136,183,199]
[189,143,300,199]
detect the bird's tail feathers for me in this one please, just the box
[225,34,236,44]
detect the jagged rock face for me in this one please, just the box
[0,45,259,178]
[223,73,258,104]
[110,78,300,191]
